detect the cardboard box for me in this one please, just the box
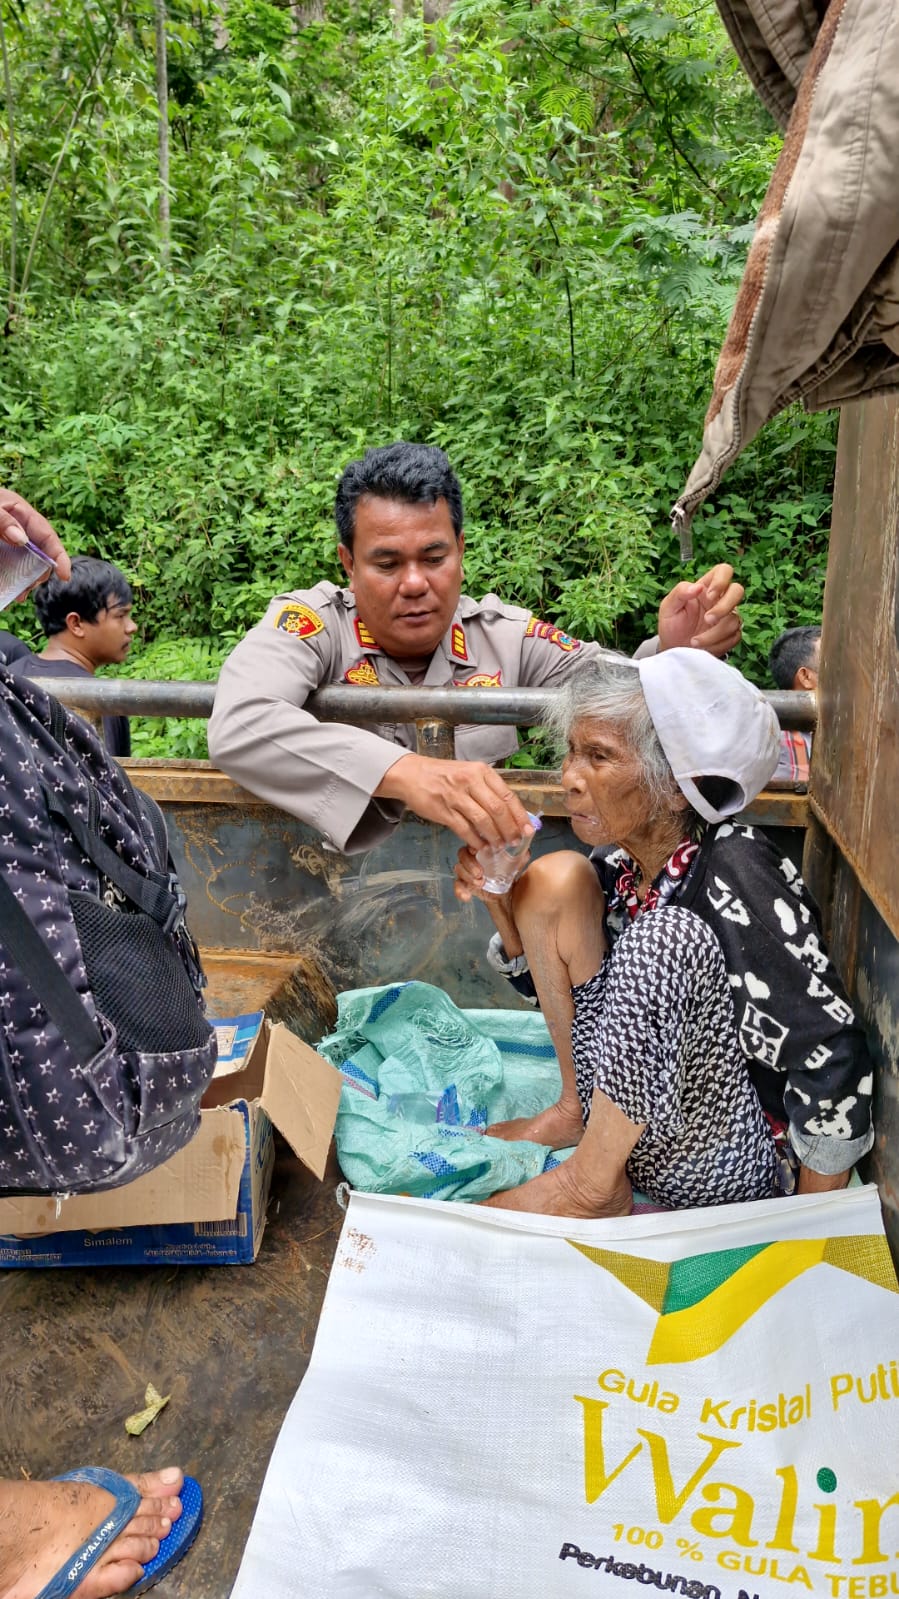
[0,1015,342,1268]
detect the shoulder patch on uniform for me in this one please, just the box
[354,617,379,650]
[450,624,468,662]
[274,603,325,639]
[454,670,502,688]
[344,660,380,686]
[525,615,580,652]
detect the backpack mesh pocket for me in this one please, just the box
[69,890,212,1054]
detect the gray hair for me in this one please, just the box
[545,656,685,814]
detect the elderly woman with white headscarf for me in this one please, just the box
[454,650,874,1217]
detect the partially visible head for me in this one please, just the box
[35,555,136,667]
[548,650,780,847]
[768,625,821,691]
[335,442,463,553]
[335,442,465,661]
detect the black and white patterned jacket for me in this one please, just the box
[488,822,874,1175]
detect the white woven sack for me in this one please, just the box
[232,1185,899,1599]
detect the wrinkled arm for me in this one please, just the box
[797,1166,851,1194]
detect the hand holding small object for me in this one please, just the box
[0,488,71,605]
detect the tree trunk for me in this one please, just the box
[155,0,170,264]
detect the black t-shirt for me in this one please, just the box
[9,655,131,757]
[0,629,34,666]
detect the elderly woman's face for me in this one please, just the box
[561,718,657,847]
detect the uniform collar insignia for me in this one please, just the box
[450,623,468,662]
[354,616,379,651]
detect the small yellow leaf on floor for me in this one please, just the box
[125,1382,171,1436]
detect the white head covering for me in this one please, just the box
[637,649,780,823]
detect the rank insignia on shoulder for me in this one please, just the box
[450,623,468,662]
[345,660,380,686]
[525,615,580,652]
[274,602,325,639]
[355,617,379,650]
[454,670,501,688]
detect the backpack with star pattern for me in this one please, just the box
[0,666,217,1195]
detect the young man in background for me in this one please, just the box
[769,624,820,785]
[11,554,137,757]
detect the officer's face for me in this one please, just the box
[338,496,464,661]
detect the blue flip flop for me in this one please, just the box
[129,1474,203,1596]
[33,1467,203,1599]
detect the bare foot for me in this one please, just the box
[487,1100,584,1150]
[0,1468,184,1599]
[480,1164,632,1219]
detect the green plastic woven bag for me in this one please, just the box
[318,981,574,1201]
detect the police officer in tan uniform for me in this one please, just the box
[209,443,743,855]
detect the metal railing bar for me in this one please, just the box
[14,677,818,731]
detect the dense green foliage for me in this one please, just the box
[0,0,835,756]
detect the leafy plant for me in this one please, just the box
[0,0,835,734]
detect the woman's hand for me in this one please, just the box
[453,842,529,952]
[453,841,532,907]
[453,843,496,905]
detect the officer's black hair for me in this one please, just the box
[335,441,464,551]
[768,624,821,689]
[34,555,132,637]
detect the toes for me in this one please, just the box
[106,1530,161,1566]
[131,1467,183,1499]
[125,1508,173,1540]
[126,1493,179,1524]
[80,1554,148,1599]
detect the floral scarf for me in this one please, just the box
[610,832,703,923]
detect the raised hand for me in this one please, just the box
[658,562,743,656]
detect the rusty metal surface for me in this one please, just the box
[122,759,808,831]
[123,761,256,806]
[202,951,338,1035]
[139,796,806,1013]
[736,789,809,829]
[0,1144,344,1599]
[145,802,581,1009]
[121,762,574,813]
[415,717,456,759]
[22,674,818,729]
[812,394,899,939]
[120,762,575,812]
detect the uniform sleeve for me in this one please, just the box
[515,627,605,688]
[516,627,656,689]
[632,636,660,659]
[694,830,874,1174]
[208,596,406,854]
